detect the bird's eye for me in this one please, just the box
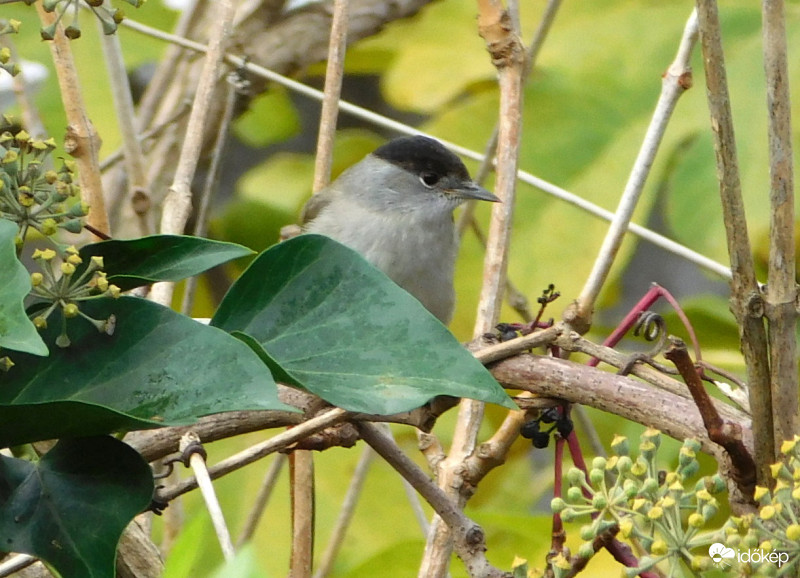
[420,172,440,188]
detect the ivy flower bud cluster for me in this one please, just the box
[722,435,800,575]
[29,246,120,348]
[39,0,143,40]
[551,429,726,577]
[0,20,22,77]
[0,130,87,245]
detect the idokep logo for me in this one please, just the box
[708,542,790,570]
[709,543,735,569]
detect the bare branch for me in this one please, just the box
[116,520,163,578]
[569,9,698,331]
[357,422,511,578]
[236,454,287,547]
[488,354,752,465]
[178,433,235,560]
[473,1,524,335]
[694,0,774,485]
[312,0,349,193]
[313,445,374,578]
[762,0,798,447]
[664,339,756,501]
[156,408,349,502]
[419,3,527,574]
[36,4,109,238]
[98,18,150,237]
[289,450,314,578]
[181,74,242,315]
[151,0,237,307]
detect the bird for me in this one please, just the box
[301,135,499,324]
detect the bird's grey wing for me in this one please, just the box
[300,190,336,226]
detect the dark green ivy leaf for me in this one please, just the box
[212,235,515,415]
[0,296,294,447]
[77,235,254,291]
[0,436,153,578]
[0,219,48,356]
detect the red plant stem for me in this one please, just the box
[589,283,702,367]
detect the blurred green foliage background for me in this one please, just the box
[3,0,798,575]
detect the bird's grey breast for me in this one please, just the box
[304,191,458,323]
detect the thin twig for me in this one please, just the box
[0,554,35,577]
[569,9,699,332]
[313,444,374,578]
[179,433,235,560]
[36,4,110,238]
[236,453,287,547]
[553,326,691,399]
[473,1,524,336]
[99,103,191,172]
[419,2,526,575]
[294,5,350,572]
[312,0,349,193]
[98,8,150,237]
[290,450,315,578]
[761,0,798,447]
[180,73,241,316]
[663,339,756,501]
[694,0,773,485]
[158,408,349,502]
[357,423,510,578]
[472,324,562,364]
[151,0,236,307]
[456,0,563,324]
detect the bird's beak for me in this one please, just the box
[457,182,501,203]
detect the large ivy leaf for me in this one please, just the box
[0,436,153,578]
[211,235,515,415]
[77,235,254,291]
[0,220,48,356]
[0,296,294,447]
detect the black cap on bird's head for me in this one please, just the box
[372,135,500,203]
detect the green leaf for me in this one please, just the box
[351,1,494,112]
[233,87,300,148]
[0,436,153,578]
[211,235,515,415]
[77,235,254,291]
[0,296,294,447]
[0,220,48,356]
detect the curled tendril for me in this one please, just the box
[632,311,668,359]
[633,311,665,342]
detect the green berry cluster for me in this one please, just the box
[551,429,726,577]
[0,129,86,245]
[29,246,120,348]
[722,436,800,576]
[40,0,144,39]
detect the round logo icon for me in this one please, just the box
[709,543,736,568]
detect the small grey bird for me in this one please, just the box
[301,135,499,324]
